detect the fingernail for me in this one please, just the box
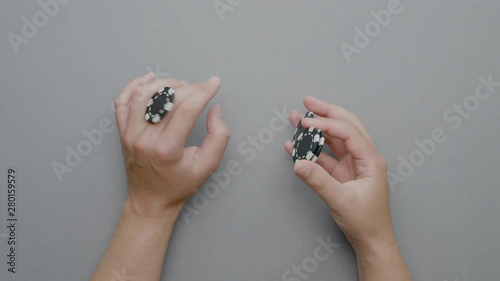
[295,160,312,177]
[208,76,221,86]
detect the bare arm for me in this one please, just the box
[91,74,230,281]
[91,201,180,281]
[285,96,412,281]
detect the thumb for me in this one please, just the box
[294,160,344,207]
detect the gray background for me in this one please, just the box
[1,0,499,280]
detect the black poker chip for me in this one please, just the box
[145,87,175,124]
[292,111,325,163]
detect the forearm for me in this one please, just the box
[91,199,180,281]
[355,241,412,281]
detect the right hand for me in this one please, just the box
[285,96,395,255]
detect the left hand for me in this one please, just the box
[114,73,231,218]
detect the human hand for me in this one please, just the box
[285,96,394,255]
[114,73,230,218]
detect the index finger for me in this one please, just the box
[159,76,222,149]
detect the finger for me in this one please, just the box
[284,140,293,154]
[315,152,339,174]
[301,117,378,165]
[306,117,348,159]
[125,77,186,140]
[195,105,231,175]
[114,73,156,136]
[160,76,222,149]
[290,109,349,159]
[325,137,348,160]
[289,110,303,127]
[294,110,349,159]
[285,140,338,173]
[287,110,345,168]
[294,160,345,208]
[304,95,373,143]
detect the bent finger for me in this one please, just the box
[195,105,231,176]
[160,76,221,149]
[304,95,373,143]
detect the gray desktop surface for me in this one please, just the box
[1,1,499,281]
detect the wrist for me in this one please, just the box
[350,229,397,258]
[355,237,398,258]
[354,238,412,281]
[353,234,401,268]
[123,196,182,221]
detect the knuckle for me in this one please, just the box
[114,97,125,108]
[144,79,160,92]
[132,88,148,103]
[193,87,210,96]
[156,146,174,162]
[314,172,328,192]
[177,101,195,115]
[132,139,148,153]
[121,137,134,151]
[219,127,231,139]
